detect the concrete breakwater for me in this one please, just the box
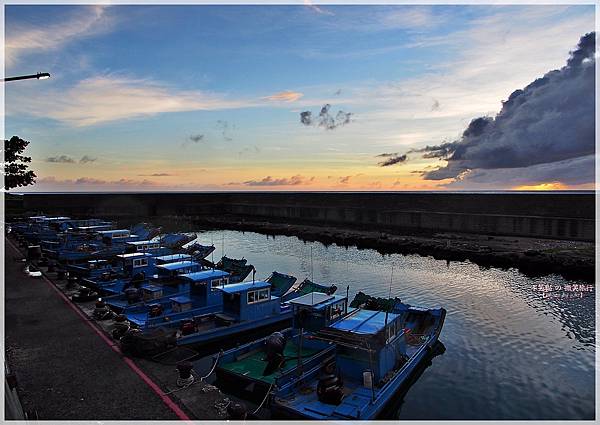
[18,191,595,241]
[193,216,594,282]
[15,192,595,281]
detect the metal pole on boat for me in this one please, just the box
[346,285,349,313]
[384,266,393,331]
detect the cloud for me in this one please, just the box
[239,175,311,186]
[182,134,205,147]
[45,155,75,163]
[304,0,334,16]
[443,155,595,189]
[5,5,112,68]
[407,32,595,187]
[189,134,205,143]
[339,175,352,184]
[376,153,408,167]
[79,155,97,164]
[217,120,234,142]
[431,99,440,111]
[300,104,353,130]
[137,173,173,177]
[10,75,255,127]
[263,90,304,102]
[36,176,158,187]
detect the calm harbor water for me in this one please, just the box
[195,229,595,420]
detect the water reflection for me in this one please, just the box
[195,230,595,420]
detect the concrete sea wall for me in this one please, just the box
[17,192,595,241]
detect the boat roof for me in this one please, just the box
[329,309,400,335]
[180,269,230,281]
[141,284,162,292]
[289,293,345,309]
[220,280,270,294]
[156,260,199,271]
[170,295,192,304]
[116,252,153,259]
[43,216,71,221]
[77,225,112,230]
[97,229,130,236]
[155,254,192,262]
[127,240,160,246]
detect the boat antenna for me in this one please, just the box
[310,245,314,282]
[211,234,214,266]
[384,265,393,331]
[221,232,225,260]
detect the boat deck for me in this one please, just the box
[219,342,322,384]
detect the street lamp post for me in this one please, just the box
[4,72,50,82]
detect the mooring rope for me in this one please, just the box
[200,350,222,381]
[252,382,274,415]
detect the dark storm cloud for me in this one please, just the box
[79,155,97,164]
[377,153,408,167]
[300,104,353,130]
[240,175,309,186]
[46,155,75,163]
[406,32,595,185]
[189,134,204,143]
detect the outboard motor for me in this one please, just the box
[262,331,286,376]
[124,287,141,304]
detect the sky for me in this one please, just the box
[4,4,596,192]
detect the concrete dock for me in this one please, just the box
[4,238,187,420]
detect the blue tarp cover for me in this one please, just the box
[156,261,199,271]
[330,309,399,335]
[220,280,270,293]
[180,269,230,281]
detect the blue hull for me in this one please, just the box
[271,307,446,420]
[176,310,294,347]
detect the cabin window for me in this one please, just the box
[329,300,346,320]
[133,258,148,268]
[247,288,269,304]
[258,288,269,300]
[211,279,223,290]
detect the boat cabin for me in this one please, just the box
[318,309,406,384]
[97,229,137,245]
[116,252,156,278]
[125,240,163,253]
[219,280,281,322]
[176,270,231,311]
[154,253,192,265]
[155,260,203,280]
[288,293,348,332]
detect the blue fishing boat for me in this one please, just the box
[214,292,350,400]
[66,258,123,280]
[172,280,296,347]
[270,302,446,419]
[44,229,142,262]
[101,259,204,309]
[121,269,231,328]
[182,242,216,260]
